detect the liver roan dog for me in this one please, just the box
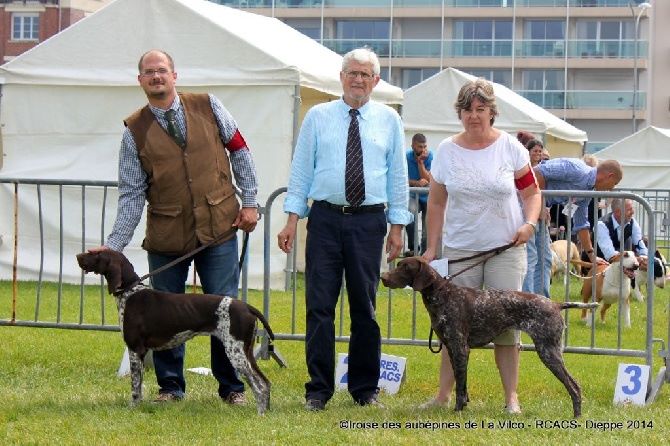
[76,250,273,414]
[381,256,597,418]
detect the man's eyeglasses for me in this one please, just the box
[344,70,374,81]
[141,68,171,77]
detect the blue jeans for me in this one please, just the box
[148,237,243,398]
[523,223,552,298]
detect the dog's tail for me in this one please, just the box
[570,259,595,269]
[560,302,599,310]
[247,304,275,340]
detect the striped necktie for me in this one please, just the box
[345,108,365,207]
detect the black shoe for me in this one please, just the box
[305,399,326,411]
[356,395,385,409]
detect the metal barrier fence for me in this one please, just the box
[1,179,669,403]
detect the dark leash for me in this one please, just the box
[427,241,516,354]
[133,230,251,287]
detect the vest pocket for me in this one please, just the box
[144,204,184,253]
[206,188,239,238]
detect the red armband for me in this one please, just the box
[225,129,248,152]
[514,169,537,190]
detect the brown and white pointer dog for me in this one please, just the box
[381,256,598,418]
[76,250,273,414]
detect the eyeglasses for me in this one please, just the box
[140,68,171,77]
[344,70,374,81]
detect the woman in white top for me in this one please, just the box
[421,78,542,414]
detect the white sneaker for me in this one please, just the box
[418,397,449,409]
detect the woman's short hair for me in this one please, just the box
[525,139,544,151]
[342,48,380,76]
[454,78,499,125]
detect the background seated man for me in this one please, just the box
[596,198,648,268]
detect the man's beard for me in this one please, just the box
[147,90,167,99]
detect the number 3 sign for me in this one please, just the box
[613,363,650,406]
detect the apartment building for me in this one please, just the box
[215,0,667,152]
[0,0,111,63]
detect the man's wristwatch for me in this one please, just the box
[524,220,537,232]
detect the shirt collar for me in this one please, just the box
[339,97,371,120]
[149,95,182,118]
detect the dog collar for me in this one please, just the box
[115,282,148,298]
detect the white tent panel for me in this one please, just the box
[594,126,670,190]
[403,68,587,157]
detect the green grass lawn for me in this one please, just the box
[1,275,670,445]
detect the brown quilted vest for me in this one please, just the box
[124,93,239,255]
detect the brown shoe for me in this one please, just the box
[223,392,246,406]
[153,392,182,403]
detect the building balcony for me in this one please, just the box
[519,90,646,110]
[519,39,648,59]
[213,0,633,8]
[320,38,647,59]
[0,1,59,5]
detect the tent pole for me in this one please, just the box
[284,84,302,293]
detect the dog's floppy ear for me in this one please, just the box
[98,251,123,295]
[406,257,438,292]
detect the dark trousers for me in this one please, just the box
[148,237,244,398]
[405,199,427,253]
[304,204,386,403]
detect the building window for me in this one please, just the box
[575,20,632,58]
[336,20,390,40]
[335,20,391,56]
[454,20,512,40]
[525,20,565,40]
[12,13,40,41]
[453,20,512,57]
[465,69,512,89]
[577,20,631,40]
[283,19,321,40]
[401,68,439,90]
[521,70,565,109]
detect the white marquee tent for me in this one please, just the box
[402,68,587,158]
[594,126,670,190]
[0,0,403,288]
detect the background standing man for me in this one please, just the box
[404,132,432,256]
[93,49,259,404]
[277,48,411,411]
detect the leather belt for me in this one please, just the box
[313,200,385,215]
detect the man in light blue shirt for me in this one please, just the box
[277,48,411,411]
[529,158,622,297]
[596,198,648,263]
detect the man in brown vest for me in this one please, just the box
[91,50,259,405]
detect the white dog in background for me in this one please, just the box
[632,249,667,302]
[580,251,640,328]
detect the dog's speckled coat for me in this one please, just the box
[381,256,597,418]
[76,250,273,414]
